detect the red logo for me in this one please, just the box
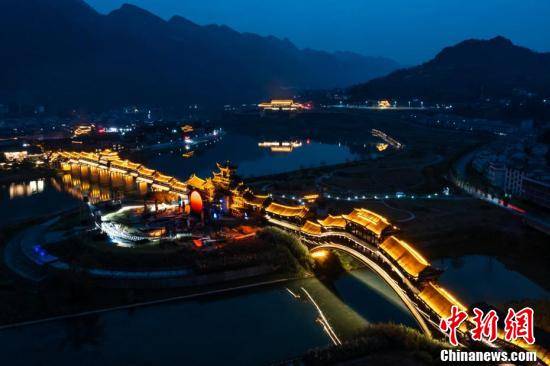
[439,306,536,346]
[504,307,535,344]
[470,308,499,343]
[439,305,468,346]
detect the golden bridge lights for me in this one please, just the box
[372,129,404,150]
[311,249,329,259]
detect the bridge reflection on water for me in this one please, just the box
[51,165,149,204]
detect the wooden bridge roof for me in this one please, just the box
[342,208,391,236]
[137,166,156,176]
[153,172,174,184]
[265,202,308,218]
[300,220,322,236]
[419,282,467,320]
[243,192,269,208]
[317,214,347,229]
[380,236,429,278]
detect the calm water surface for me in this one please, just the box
[0,269,416,366]
[435,255,549,304]
[145,132,361,179]
[0,179,79,228]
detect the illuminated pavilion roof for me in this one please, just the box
[98,149,119,160]
[342,208,391,236]
[137,166,156,177]
[186,174,215,191]
[317,215,347,230]
[419,282,467,320]
[243,192,269,208]
[301,220,322,236]
[170,181,188,191]
[380,236,429,278]
[153,172,175,184]
[125,161,142,170]
[265,202,309,219]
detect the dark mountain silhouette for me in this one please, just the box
[0,0,398,110]
[350,36,550,102]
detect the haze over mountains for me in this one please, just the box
[350,36,550,103]
[0,0,399,110]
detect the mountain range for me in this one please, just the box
[0,0,399,110]
[350,36,550,102]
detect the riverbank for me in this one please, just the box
[299,323,448,366]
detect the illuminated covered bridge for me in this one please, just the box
[256,199,467,338]
[50,150,222,202]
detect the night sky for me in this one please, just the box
[87,0,550,65]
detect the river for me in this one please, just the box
[144,131,362,179]
[0,269,416,366]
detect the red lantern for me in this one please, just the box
[190,191,203,214]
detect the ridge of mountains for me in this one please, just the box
[350,36,550,102]
[0,0,399,110]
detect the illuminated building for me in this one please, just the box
[73,124,94,137]
[376,143,388,152]
[378,100,391,108]
[258,99,305,111]
[181,125,194,133]
[302,194,319,203]
[212,161,237,191]
[186,174,215,200]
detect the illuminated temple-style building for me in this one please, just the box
[258,99,305,112]
[212,162,237,191]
